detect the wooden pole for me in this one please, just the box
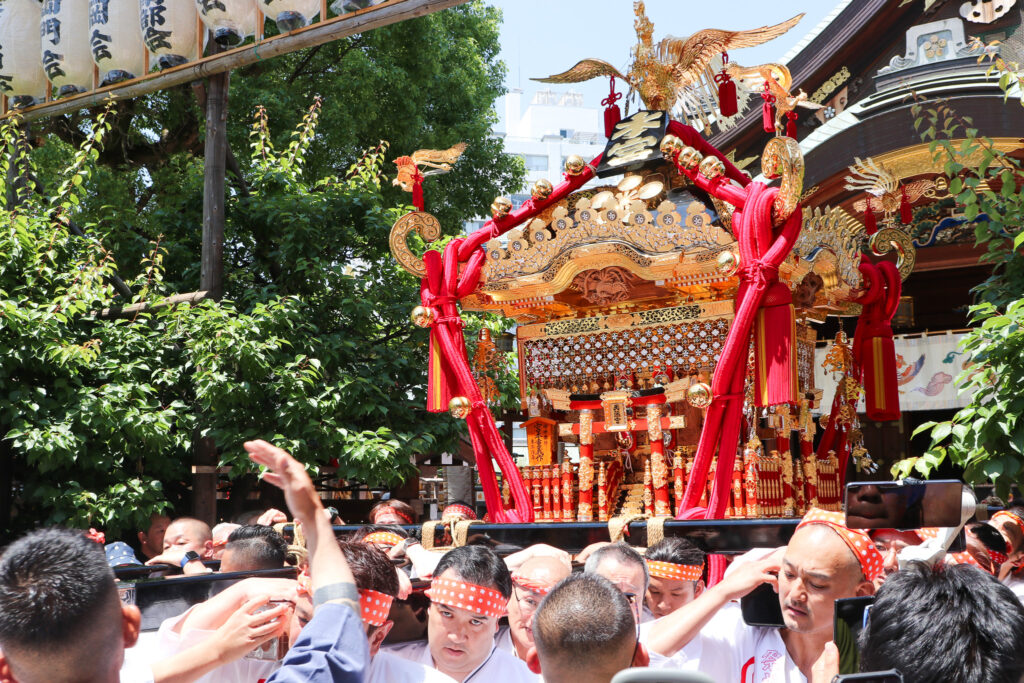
[200,69,228,300]
[8,0,469,123]
[193,42,229,524]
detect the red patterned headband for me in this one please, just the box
[425,577,506,618]
[646,560,703,582]
[392,509,414,524]
[511,571,555,596]
[797,508,885,582]
[362,531,405,547]
[360,589,394,627]
[949,550,995,574]
[992,511,1024,544]
[442,504,476,521]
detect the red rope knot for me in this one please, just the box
[601,76,622,107]
[472,400,489,412]
[740,259,780,288]
[761,81,776,105]
[435,315,465,329]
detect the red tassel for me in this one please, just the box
[900,185,912,224]
[604,106,621,138]
[786,111,797,139]
[753,282,799,406]
[715,52,738,118]
[412,170,425,211]
[864,201,877,235]
[602,77,623,138]
[761,83,776,133]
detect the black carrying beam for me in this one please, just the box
[122,566,298,631]
[316,519,800,555]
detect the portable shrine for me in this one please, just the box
[390,1,913,527]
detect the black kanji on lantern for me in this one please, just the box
[89,0,110,25]
[42,50,66,80]
[41,17,61,46]
[90,29,112,62]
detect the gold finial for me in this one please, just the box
[633,1,654,52]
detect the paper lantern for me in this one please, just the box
[89,0,147,86]
[41,0,94,97]
[259,0,320,31]
[0,0,46,106]
[140,0,202,70]
[196,0,257,47]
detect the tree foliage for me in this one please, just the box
[894,84,1024,497]
[1,3,524,537]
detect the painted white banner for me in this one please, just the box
[814,331,974,414]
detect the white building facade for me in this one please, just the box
[466,88,608,234]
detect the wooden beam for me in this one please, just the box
[8,0,470,124]
[95,290,210,319]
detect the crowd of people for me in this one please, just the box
[2,441,1024,683]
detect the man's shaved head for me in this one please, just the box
[506,556,571,659]
[531,573,636,683]
[517,555,571,584]
[779,525,874,635]
[162,517,212,555]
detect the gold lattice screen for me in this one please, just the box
[516,301,734,398]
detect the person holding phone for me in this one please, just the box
[645,508,881,682]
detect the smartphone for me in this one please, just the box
[833,672,902,682]
[834,596,875,674]
[740,582,784,628]
[845,480,962,529]
[244,600,293,661]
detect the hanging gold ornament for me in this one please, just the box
[822,331,851,375]
[448,396,472,419]
[716,250,740,276]
[531,178,553,200]
[687,382,713,408]
[410,305,436,328]
[491,196,512,219]
[564,155,587,176]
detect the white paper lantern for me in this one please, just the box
[41,0,94,97]
[259,0,319,31]
[89,0,147,85]
[140,0,201,70]
[196,0,257,47]
[0,0,46,106]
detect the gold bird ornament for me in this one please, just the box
[534,1,802,133]
[393,143,467,194]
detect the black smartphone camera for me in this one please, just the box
[740,581,784,628]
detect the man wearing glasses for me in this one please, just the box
[583,542,649,624]
[495,556,570,661]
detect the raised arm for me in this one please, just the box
[246,440,368,683]
[646,549,782,657]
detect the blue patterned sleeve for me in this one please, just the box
[266,603,369,683]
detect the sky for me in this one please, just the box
[487,0,843,132]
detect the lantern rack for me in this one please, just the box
[3,0,468,122]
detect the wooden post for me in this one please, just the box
[193,39,229,523]
[200,69,228,300]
